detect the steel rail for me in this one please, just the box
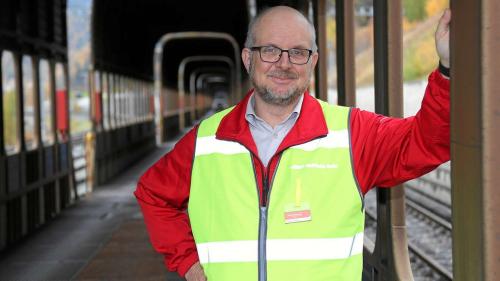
[405,182,451,209]
[365,209,453,280]
[405,198,452,231]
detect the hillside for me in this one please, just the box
[352,13,441,86]
[67,0,91,92]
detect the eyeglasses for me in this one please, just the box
[250,46,313,65]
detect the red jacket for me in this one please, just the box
[134,69,450,277]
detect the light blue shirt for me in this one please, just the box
[245,94,304,167]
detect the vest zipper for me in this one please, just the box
[258,206,267,281]
[262,176,268,206]
[258,154,283,281]
[246,150,267,281]
[224,137,284,281]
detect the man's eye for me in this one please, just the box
[290,49,306,57]
[262,47,278,54]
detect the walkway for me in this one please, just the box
[0,136,186,281]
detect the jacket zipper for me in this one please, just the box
[221,137,319,281]
[258,154,282,281]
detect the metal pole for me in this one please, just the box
[451,0,500,279]
[313,0,328,101]
[372,0,412,280]
[335,0,356,106]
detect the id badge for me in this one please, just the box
[284,202,312,224]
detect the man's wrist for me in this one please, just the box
[177,253,200,277]
[438,61,450,78]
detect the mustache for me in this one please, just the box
[267,70,298,79]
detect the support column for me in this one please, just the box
[335,0,356,106]
[313,0,328,101]
[451,0,500,280]
[372,0,412,280]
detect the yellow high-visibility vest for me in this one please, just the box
[189,101,364,281]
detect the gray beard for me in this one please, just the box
[249,62,309,106]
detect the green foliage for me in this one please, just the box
[403,26,439,81]
[403,0,427,22]
[71,119,91,133]
[3,90,19,148]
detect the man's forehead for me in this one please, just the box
[254,9,312,46]
[257,8,309,29]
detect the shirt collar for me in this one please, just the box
[245,92,304,126]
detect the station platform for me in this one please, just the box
[0,137,186,281]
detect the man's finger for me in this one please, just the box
[437,9,451,35]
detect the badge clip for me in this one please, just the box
[284,179,311,223]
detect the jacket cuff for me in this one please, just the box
[431,68,450,92]
[177,251,200,277]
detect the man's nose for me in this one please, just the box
[276,51,292,68]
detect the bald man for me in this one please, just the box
[135,6,451,281]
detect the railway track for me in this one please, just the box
[364,207,452,281]
[364,164,453,280]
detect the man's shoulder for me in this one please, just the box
[197,106,235,136]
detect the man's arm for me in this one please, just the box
[352,69,450,194]
[134,126,200,277]
[352,9,451,194]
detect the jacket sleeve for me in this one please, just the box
[351,69,450,194]
[134,126,199,277]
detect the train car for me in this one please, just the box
[0,0,498,280]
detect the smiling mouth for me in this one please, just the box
[268,75,297,84]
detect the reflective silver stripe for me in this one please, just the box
[195,136,248,156]
[291,130,349,151]
[197,232,363,264]
[290,163,338,170]
[195,130,348,157]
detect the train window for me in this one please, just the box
[141,82,146,121]
[136,81,141,122]
[39,59,54,145]
[108,74,115,129]
[114,75,120,127]
[145,84,149,120]
[128,79,133,124]
[102,72,109,130]
[124,78,130,125]
[117,75,122,127]
[22,56,37,150]
[55,63,66,92]
[2,51,20,155]
[125,78,129,125]
[116,76,122,127]
[123,77,128,125]
[133,80,138,123]
[133,80,137,123]
[129,79,134,124]
[149,84,154,120]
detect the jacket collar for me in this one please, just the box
[216,89,329,157]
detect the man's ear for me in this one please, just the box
[242,48,251,73]
[310,52,319,70]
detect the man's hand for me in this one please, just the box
[435,9,451,68]
[185,262,207,281]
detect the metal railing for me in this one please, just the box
[71,132,88,197]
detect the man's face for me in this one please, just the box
[243,11,318,106]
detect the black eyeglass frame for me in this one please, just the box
[250,46,313,65]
